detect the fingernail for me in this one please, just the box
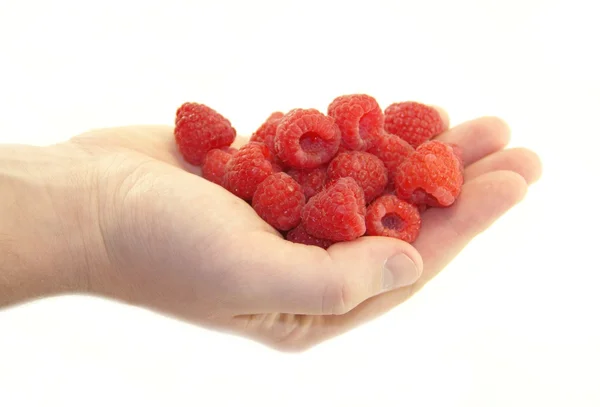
[382,254,421,291]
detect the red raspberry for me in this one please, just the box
[222,142,273,200]
[302,177,366,242]
[274,108,341,169]
[395,140,464,207]
[252,173,305,231]
[249,113,287,170]
[366,195,421,243]
[368,132,414,186]
[327,151,388,203]
[201,148,235,186]
[250,112,284,144]
[384,102,444,148]
[174,102,236,165]
[175,102,201,119]
[327,94,384,151]
[286,223,333,249]
[287,165,327,199]
[323,177,367,213]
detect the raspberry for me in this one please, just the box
[222,142,273,200]
[366,195,421,242]
[286,223,333,249]
[302,177,366,241]
[250,111,285,154]
[175,102,200,119]
[249,113,288,171]
[287,165,327,199]
[174,102,236,165]
[327,94,384,151]
[368,132,414,187]
[384,102,444,148]
[252,173,305,231]
[201,148,235,186]
[395,140,464,207]
[327,151,388,203]
[323,177,367,213]
[274,108,341,169]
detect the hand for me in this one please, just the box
[0,114,541,351]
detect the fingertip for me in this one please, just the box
[436,116,512,166]
[464,169,529,207]
[505,170,529,201]
[383,253,423,289]
[477,116,512,148]
[521,149,543,184]
[464,147,543,185]
[329,236,422,269]
[329,236,423,289]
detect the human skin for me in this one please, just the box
[0,114,542,351]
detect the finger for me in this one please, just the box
[436,117,511,166]
[464,148,543,184]
[414,170,528,283]
[431,105,450,130]
[313,171,528,338]
[230,232,423,316]
[232,135,249,149]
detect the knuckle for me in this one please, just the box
[321,274,356,315]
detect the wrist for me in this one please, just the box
[0,143,108,306]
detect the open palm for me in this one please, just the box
[75,112,541,351]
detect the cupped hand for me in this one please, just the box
[69,112,541,351]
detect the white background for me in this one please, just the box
[1,0,599,406]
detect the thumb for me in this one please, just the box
[236,233,423,315]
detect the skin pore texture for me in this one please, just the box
[0,114,542,351]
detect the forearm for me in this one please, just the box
[0,144,97,307]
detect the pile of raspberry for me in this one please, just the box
[174,95,464,248]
